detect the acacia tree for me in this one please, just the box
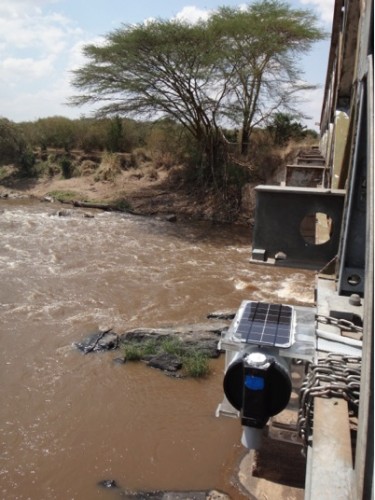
[70,20,229,185]
[70,0,325,184]
[209,1,324,154]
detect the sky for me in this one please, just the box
[0,0,334,128]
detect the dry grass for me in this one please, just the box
[94,152,122,182]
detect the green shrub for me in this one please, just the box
[160,337,186,357]
[18,147,36,176]
[182,350,210,378]
[0,118,28,167]
[123,343,144,361]
[142,339,159,356]
[60,156,73,179]
[123,339,158,360]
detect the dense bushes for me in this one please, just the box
[2,114,318,192]
[0,118,27,165]
[18,116,151,153]
[267,112,319,145]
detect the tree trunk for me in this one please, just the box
[240,123,250,156]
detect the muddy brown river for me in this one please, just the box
[0,200,315,499]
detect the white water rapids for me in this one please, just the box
[0,200,314,499]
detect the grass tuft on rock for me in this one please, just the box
[160,337,186,357]
[182,350,210,378]
[123,339,158,361]
[122,336,211,378]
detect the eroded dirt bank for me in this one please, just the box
[0,159,256,225]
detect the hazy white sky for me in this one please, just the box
[0,0,334,127]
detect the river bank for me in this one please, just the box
[0,159,256,225]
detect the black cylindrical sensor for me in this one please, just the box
[223,351,292,428]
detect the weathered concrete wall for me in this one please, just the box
[331,110,350,188]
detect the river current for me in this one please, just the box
[0,200,315,499]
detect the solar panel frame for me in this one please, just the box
[233,301,295,348]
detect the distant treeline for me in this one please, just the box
[0,114,317,185]
[3,115,184,155]
[2,113,317,154]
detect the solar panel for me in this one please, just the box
[233,301,294,348]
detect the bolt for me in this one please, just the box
[349,294,361,306]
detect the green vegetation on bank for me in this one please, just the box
[44,190,133,213]
[46,190,82,203]
[0,113,317,186]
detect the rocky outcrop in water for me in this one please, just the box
[97,479,230,499]
[207,310,236,320]
[119,321,229,358]
[75,329,119,353]
[75,317,234,375]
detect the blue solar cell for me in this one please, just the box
[234,301,294,348]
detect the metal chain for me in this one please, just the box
[315,314,364,333]
[297,354,361,451]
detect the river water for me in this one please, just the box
[0,200,315,500]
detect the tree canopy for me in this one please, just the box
[70,0,325,183]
